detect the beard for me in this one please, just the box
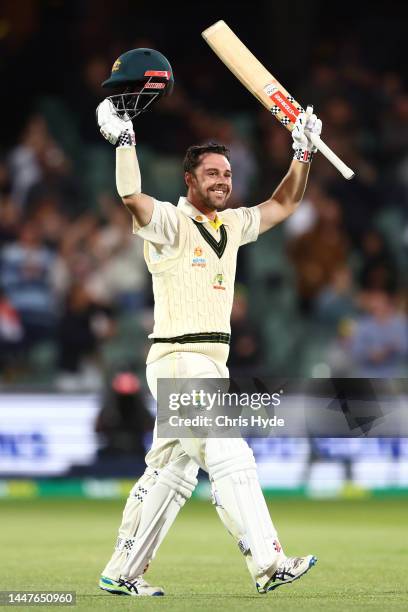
[197,187,230,210]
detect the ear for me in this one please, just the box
[184,171,192,187]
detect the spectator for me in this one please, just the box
[358,228,398,293]
[349,289,408,377]
[0,187,20,246]
[85,199,147,311]
[284,180,323,239]
[8,115,44,209]
[0,220,58,346]
[0,286,24,375]
[8,114,83,217]
[288,195,349,312]
[314,265,356,325]
[56,283,116,390]
[95,369,154,459]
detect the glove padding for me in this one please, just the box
[96,99,135,146]
[292,105,322,163]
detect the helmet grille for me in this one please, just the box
[107,79,164,119]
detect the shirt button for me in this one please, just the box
[195,215,203,222]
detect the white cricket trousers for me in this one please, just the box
[145,351,229,471]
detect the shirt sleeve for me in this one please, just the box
[234,206,261,246]
[132,198,179,245]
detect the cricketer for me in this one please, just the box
[96,47,320,596]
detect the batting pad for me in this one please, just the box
[206,438,281,575]
[121,456,197,579]
[101,466,160,580]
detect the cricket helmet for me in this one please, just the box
[102,48,174,119]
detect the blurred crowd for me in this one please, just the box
[0,4,407,389]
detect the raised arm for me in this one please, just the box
[257,106,322,234]
[96,98,154,227]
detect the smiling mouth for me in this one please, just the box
[211,189,227,196]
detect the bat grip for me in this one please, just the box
[309,133,355,180]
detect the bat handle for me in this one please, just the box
[309,133,355,180]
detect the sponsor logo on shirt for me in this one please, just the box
[192,246,206,268]
[213,273,226,290]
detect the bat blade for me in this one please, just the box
[202,20,303,131]
[202,20,355,180]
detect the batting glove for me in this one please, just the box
[292,105,322,163]
[96,98,135,146]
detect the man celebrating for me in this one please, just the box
[96,47,321,597]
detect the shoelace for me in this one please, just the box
[275,557,302,580]
[118,578,139,593]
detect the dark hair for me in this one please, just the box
[183,142,230,173]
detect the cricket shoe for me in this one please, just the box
[257,555,317,593]
[99,575,164,596]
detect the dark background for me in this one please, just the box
[0,0,407,393]
[1,0,405,141]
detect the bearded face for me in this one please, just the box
[185,153,232,211]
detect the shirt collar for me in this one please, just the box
[177,197,230,226]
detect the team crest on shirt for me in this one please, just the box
[192,246,206,268]
[213,273,226,290]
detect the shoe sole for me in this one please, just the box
[99,578,164,597]
[265,556,317,593]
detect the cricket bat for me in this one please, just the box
[202,21,355,180]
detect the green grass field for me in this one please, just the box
[1,497,408,611]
